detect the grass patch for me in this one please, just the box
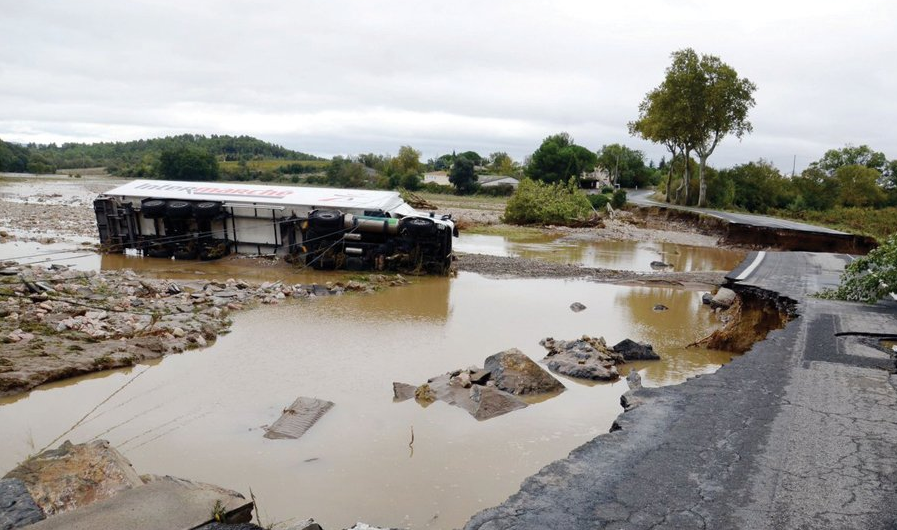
[219,159,328,172]
[463,224,551,238]
[768,207,897,241]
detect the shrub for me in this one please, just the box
[600,186,614,194]
[819,235,897,303]
[611,189,627,209]
[588,193,610,209]
[504,178,592,225]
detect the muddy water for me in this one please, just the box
[0,272,731,529]
[456,232,742,272]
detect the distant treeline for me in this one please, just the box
[0,134,324,176]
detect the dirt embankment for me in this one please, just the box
[691,285,796,353]
[0,263,407,397]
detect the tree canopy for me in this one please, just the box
[595,144,656,188]
[525,133,597,185]
[630,48,756,206]
[158,146,219,181]
[449,156,478,194]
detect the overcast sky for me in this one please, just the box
[1,0,895,171]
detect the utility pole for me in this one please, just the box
[792,155,796,178]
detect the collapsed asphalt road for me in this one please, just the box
[464,251,897,530]
[627,190,847,234]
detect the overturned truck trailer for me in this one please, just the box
[93,180,457,274]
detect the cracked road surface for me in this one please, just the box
[464,252,897,529]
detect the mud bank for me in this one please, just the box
[693,284,796,353]
[0,263,406,397]
[456,253,726,288]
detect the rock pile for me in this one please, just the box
[393,349,565,421]
[0,262,407,396]
[539,335,661,382]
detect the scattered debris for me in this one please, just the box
[650,260,673,270]
[702,292,714,305]
[264,397,335,440]
[569,302,587,312]
[652,304,669,311]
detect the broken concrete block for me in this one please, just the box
[264,397,335,440]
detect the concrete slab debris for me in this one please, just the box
[264,397,335,440]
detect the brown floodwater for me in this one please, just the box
[0,272,732,529]
[455,232,743,272]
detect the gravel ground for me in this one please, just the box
[0,262,407,397]
[456,253,726,288]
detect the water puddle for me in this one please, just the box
[0,272,731,529]
[455,232,743,272]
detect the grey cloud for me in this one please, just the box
[1,0,895,170]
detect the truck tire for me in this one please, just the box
[194,201,221,220]
[309,209,343,232]
[173,247,199,260]
[401,216,437,237]
[141,199,167,219]
[167,201,194,220]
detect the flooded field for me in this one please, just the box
[455,232,742,272]
[0,175,745,528]
[0,271,731,529]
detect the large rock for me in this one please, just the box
[469,385,528,421]
[612,339,660,361]
[396,369,531,421]
[0,478,45,529]
[483,349,565,395]
[2,440,143,516]
[392,382,417,402]
[710,287,737,309]
[540,337,620,381]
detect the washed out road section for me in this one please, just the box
[465,252,897,530]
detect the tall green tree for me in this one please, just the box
[158,146,219,181]
[595,144,653,188]
[811,145,888,175]
[525,133,597,185]
[724,160,792,213]
[449,156,478,194]
[630,49,756,206]
[691,52,757,207]
[834,165,886,207]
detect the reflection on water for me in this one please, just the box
[0,272,731,529]
[456,232,744,272]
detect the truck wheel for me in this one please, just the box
[146,246,172,259]
[401,217,436,237]
[309,209,343,231]
[141,199,167,219]
[194,201,221,220]
[167,201,194,219]
[173,247,199,260]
